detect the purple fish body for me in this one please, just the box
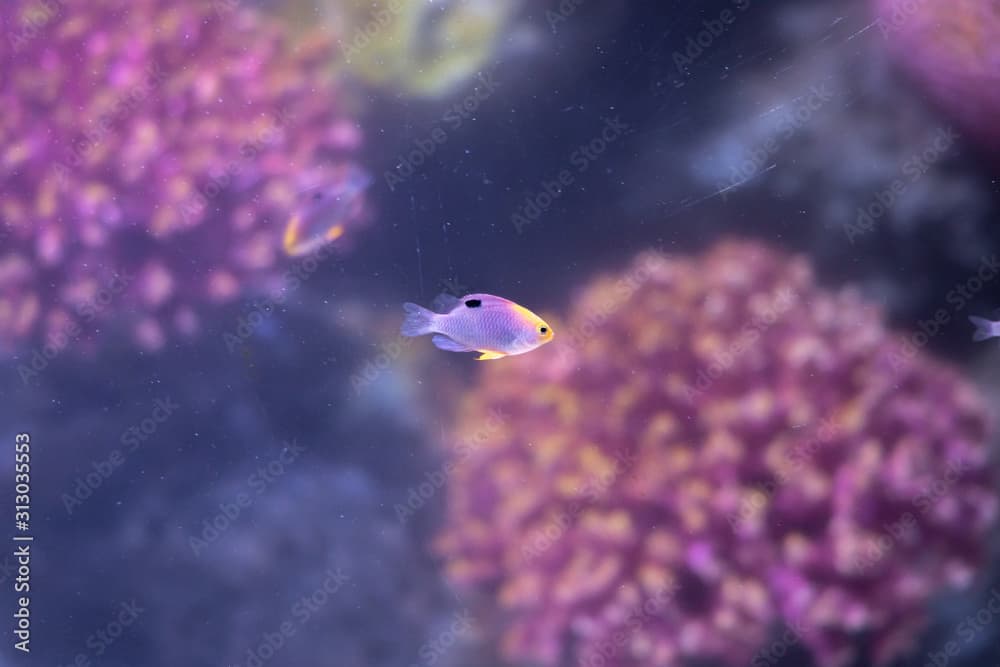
[401,293,553,360]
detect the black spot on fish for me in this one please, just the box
[465,299,482,308]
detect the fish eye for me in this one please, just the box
[539,326,548,334]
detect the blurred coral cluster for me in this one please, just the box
[875,0,1000,152]
[436,241,997,667]
[0,0,366,353]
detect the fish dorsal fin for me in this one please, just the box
[431,292,462,313]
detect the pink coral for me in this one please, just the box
[0,0,366,353]
[435,241,997,667]
[875,0,1000,151]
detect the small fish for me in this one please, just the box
[282,165,371,257]
[401,293,554,360]
[969,315,1000,342]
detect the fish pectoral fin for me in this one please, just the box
[432,335,474,353]
[475,350,506,361]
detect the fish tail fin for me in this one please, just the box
[969,315,997,342]
[401,302,437,337]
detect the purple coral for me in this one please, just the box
[435,241,997,667]
[0,0,366,353]
[875,0,1000,151]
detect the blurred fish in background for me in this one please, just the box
[0,0,369,356]
[283,164,372,257]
